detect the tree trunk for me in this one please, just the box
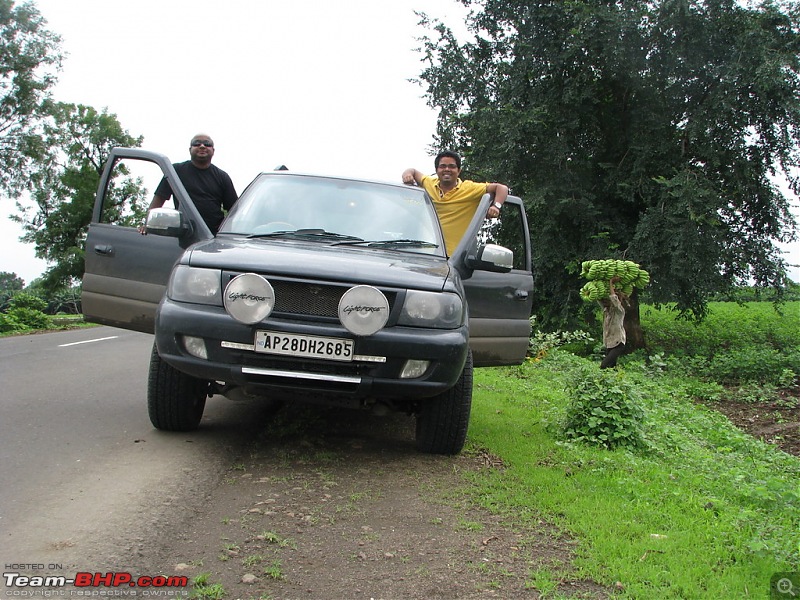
[624,288,646,350]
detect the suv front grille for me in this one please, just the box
[222,273,398,319]
[272,280,344,317]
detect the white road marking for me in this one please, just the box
[59,336,119,347]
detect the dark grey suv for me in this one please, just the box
[82,148,533,454]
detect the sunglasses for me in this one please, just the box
[191,140,214,147]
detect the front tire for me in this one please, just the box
[147,344,208,431]
[415,350,473,455]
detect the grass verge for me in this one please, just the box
[463,351,799,598]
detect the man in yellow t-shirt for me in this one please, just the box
[401,151,509,255]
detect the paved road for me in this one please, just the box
[0,326,276,577]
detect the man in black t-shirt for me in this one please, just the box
[141,133,237,234]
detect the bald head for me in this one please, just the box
[189,133,215,168]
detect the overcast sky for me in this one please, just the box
[2,0,469,284]
[1,0,798,284]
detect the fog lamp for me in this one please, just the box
[338,285,389,336]
[400,359,429,379]
[223,273,275,324]
[182,335,208,359]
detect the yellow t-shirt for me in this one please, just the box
[419,176,488,255]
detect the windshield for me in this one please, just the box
[219,174,444,256]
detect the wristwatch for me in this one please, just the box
[492,201,502,210]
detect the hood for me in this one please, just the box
[183,237,454,292]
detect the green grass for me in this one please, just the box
[190,573,226,600]
[459,302,800,598]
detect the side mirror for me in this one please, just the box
[145,207,190,238]
[465,243,514,273]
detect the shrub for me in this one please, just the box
[561,364,646,449]
[8,292,47,312]
[528,328,595,359]
[1,292,54,333]
[0,313,30,333]
[6,307,53,330]
[705,347,800,385]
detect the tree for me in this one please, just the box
[0,270,24,311]
[12,102,144,292]
[0,270,24,292]
[0,0,62,196]
[415,0,800,339]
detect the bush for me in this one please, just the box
[8,292,47,312]
[0,313,30,333]
[1,293,53,333]
[561,364,646,449]
[5,307,53,330]
[0,291,56,333]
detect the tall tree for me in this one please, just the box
[0,0,61,195]
[415,0,800,336]
[12,103,144,292]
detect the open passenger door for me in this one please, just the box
[450,194,534,367]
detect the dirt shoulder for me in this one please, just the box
[117,386,798,600]
[138,404,609,600]
[703,386,800,457]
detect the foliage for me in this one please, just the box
[0,291,51,332]
[468,351,800,596]
[561,363,646,449]
[11,102,144,292]
[0,306,51,331]
[23,279,83,314]
[639,301,800,384]
[0,271,24,292]
[527,315,594,359]
[712,280,800,302]
[0,271,25,311]
[0,0,62,196]
[44,284,82,314]
[7,291,45,312]
[415,0,800,329]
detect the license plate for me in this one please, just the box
[254,331,354,362]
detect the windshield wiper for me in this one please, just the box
[333,238,440,249]
[247,229,364,242]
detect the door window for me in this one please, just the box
[477,202,530,270]
[97,158,166,226]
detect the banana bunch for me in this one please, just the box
[579,259,650,302]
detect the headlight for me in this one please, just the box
[338,285,389,336]
[168,266,222,305]
[223,273,275,324]
[398,290,463,329]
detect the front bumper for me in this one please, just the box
[154,298,469,399]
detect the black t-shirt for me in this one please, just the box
[155,161,237,233]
